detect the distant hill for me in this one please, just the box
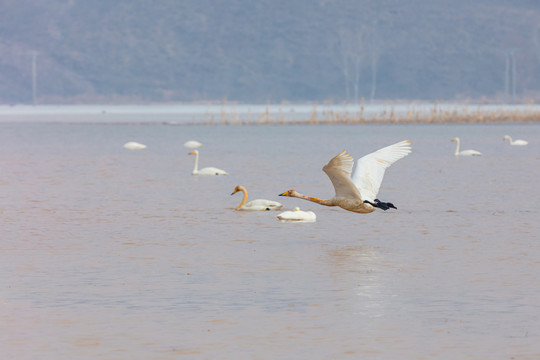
[1,0,539,104]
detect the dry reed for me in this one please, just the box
[190,102,540,126]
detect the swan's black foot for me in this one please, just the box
[364,199,397,211]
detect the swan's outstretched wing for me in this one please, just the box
[322,150,363,200]
[351,140,412,201]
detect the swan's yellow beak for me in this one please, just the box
[279,191,288,196]
[231,189,238,195]
[188,151,195,155]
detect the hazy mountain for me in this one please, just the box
[1,0,539,104]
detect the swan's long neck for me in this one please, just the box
[506,136,513,144]
[292,192,334,206]
[192,152,199,174]
[236,187,248,210]
[454,139,460,155]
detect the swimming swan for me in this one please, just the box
[188,150,227,175]
[123,142,147,150]
[184,140,203,148]
[231,185,283,211]
[277,207,316,222]
[451,137,482,156]
[279,139,412,214]
[503,135,528,146]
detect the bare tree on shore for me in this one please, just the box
[337,28,365,103]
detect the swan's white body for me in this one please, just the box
[188,150,227,175]
[231,185,282,211]
[184,140,203,148]
[123,142,147,150]
[451,138,482,156]
[503,135,528,146]
[280,140,412,214]
[277,207,316,222]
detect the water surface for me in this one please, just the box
[1,121,539,359]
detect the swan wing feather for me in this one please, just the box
[351,140,412,201]
[322,150,363,200]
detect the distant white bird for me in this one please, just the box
[184,140,203,148]
[451,137,482,156]
[123,141,147,150]
[279,140,412,214]
[277,207,316,222]
[503,135,528,146]
[188,150,227,175]
[231,185,282,211]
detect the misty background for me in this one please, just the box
[1,0,540,105]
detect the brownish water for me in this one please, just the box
[1,121,539,359]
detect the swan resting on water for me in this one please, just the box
[188,150,227,175]
[279,139,412,214]
[503,135,528,146]
[451,137,482,156]
[231,185,283,211]
[123,142,147,150]
[184,140,203,148]
[277,207,316,222]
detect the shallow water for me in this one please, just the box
[1,121,539,359]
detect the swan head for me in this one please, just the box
[279,189,299,197]
[451,137,459,142]
[231,185,245,195]
[503,135,510,141]
[188,150,198,155]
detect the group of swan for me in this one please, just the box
[280,139,412,214]
[184,141,309,219]
[123,139,203,151]
[123,133,529,221]
[451,134,528,156]
[231,185,315,221]
[229,139,412,219]
[119,138,419,220]
[200,139,413,219]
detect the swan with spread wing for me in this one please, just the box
[279,140,412,214]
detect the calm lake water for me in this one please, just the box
[1,116,539,359]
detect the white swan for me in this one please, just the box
[231,185,283,211]
[503,135,528,146]
[123,141,147,150]
[451,137,482,156]
[277,207,316,222]
[188,150,227,175]
[184,140,203,148]
[279,139,412,214]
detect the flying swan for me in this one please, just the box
[231,185,283,211]
[123,141,147,150]
[279,139,412,214]
[277,207,316,222]
[451,137,482,156]
[188,150,227,175]
[503,135,528,146]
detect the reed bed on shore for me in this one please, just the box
[189,102,540,125]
